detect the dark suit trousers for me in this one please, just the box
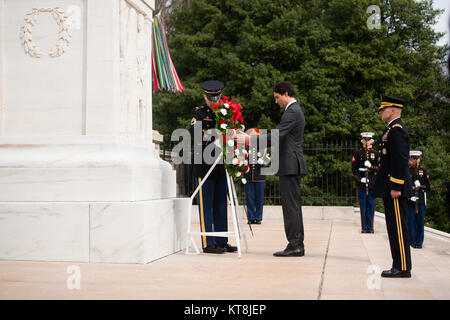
[383,197,412,271]
[279,175,304,249]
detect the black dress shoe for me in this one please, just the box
[361,229,367,233]
[416,245,422,249]
[218,243,238,252]
[273,245,305,257]
[203,244,226,254]
[381,268,411,278]
[255,220,261,224]
[368,229,374,233]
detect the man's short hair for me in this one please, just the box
[273,81,296,97]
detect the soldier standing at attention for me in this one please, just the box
[189,80,237,254]
[352,132,379,233]
[373,95,413,278]
[407,151,430,249]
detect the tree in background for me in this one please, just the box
[153,0,449,231]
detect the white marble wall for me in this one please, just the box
[0,198,189,263]
[0,0,185,264]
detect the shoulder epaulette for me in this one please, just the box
[392,124,403,129]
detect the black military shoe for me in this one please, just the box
[218,243,238,252]
[381,268,411,278]
[255,220,262,225]
[361,229,368,233]
[203,244,226,254]
[273,245,305,257]
[368,229,374,234]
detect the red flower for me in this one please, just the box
[223,96,229,101]
[218,99,223,105]
[213,104,219,110]
[219,119,226,124]
[222,135,227,143]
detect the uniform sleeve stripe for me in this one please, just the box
[390,177,405,185]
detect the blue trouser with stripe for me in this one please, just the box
[195,176,228,248]
[245,181,265,221]
[358,188,376,231]
[383,197,412,271]
[407,203,425,247]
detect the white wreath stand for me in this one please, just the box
[185,152,248,258]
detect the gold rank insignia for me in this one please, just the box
[191,118,197,125]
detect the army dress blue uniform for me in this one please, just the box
[373,95,413,277]
[351,133,379,233]
[407,154,430,249]
[189,80,236,254]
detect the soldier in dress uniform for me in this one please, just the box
[373,95,413,278]
[189,80,237,254]
[407,151,430,249]
[352,132,379,233]
[244,128,269,225]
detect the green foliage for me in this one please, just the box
[153,0,449,231]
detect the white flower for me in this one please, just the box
[241,178,247,184]
[227,140,234,147]
[239,160,243,166]
[241,124,245,130]
[245,166,250,173]
[242,149,248,155]
[257,158,264,165]
[220,123,227,130]
[235,149,240,156]
[244,160,248,166]
[224,103,230,108]
[232,158,239,165]
[220,109,227,116]
[236,172,242,177]
[257,152,261,157]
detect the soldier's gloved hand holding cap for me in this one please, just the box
[361,177,368,184]
[414,180,421,187]
[364,160,372,168]
[411,196,418,202]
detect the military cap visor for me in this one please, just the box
[201,80,224,101]
[379,95,405,112]
[410,150,422,158]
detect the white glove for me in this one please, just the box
[410,196,418,202]
[361,177,368,184]
[414,180,421,188]
[364,160,372,168]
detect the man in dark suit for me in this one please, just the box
[236,81,307,257]
[373,95,413,278]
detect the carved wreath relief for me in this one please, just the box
[20,7,72,58]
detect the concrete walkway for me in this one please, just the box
[1,206,449,300]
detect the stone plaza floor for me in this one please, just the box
[0,206,449,300]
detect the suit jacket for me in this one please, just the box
[262,102,307,177]
[373,118,413,198]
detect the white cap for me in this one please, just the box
[361,132,374,139]
[410,150,422,157]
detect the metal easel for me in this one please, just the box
[185,151,248,258]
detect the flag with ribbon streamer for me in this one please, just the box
[152,14,184,93]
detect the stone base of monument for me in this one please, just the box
[0,198,189,264]
[0,137,190,264]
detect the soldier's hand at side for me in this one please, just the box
[364,160,372,168]
[391,190,401,198]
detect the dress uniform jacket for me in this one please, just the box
[373,118,413,198]
[351,148,379,189]
[189,104,226,180]
[373,117,413,272]
[409,167,430,206]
